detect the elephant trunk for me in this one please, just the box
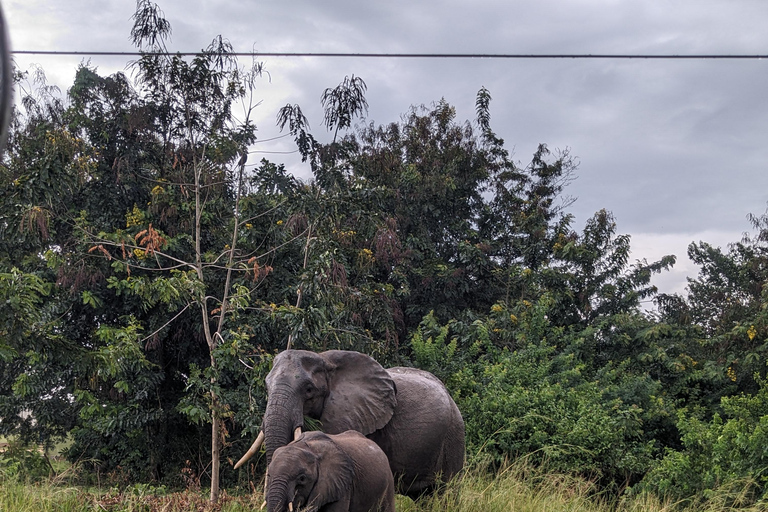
[266,478,292,512]
[263,386,303,464]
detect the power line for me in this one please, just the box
[252,134,291,144]
[11,50,768,59]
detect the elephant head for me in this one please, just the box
[235,350,396,468]
[265,432,354,512]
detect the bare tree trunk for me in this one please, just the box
[208,156,247,503]
[209,388,221,502]
[190,150,223,504]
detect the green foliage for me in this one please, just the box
[0,268,50,361]
[411,302,659,488]
[0,267,77,446]
[321,74,368,142]
[639,374,768,507]
[665,209,768,404]
[0,439,54,482]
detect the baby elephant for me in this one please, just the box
[266,430,395,512]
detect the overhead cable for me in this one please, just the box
[11,50,768,59]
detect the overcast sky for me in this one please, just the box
[5,0,768,297]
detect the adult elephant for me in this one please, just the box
[266,430,395,512]
[235,349,465,497]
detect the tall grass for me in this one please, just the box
[397,459,766,512]
[0,478,85,512]
[2,459,765,511]
[0,471,261,512]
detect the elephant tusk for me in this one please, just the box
[260,500,266,510]
[293,426,302,441]
[234,430,265,469]
[288,503,294,512]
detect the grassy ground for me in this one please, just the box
[0,481,261,512]
[0,460,763,512]
[394,463,747,512]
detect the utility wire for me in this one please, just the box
[252,134,291,144]
[11,50,768,59]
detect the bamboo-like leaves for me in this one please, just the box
[321,75,368,142]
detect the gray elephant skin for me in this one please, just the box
[266,430,395,512]
[236,349,465,498]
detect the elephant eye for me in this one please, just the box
[297,474,307,484]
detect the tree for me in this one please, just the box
[0,66,87,450]
[660,208,768,403]
[80,1,266,501]
[0,0,269,501]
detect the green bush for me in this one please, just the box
[0,438,54,481]
[638,374,768,507]
[410,302,657,488]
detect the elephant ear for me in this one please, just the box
[304,432,354,506]
[319,350,396,435]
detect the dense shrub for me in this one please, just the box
[410,300,659,489]
[638,374,768,507]
[0,439,54,482]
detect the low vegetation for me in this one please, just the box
[2,458,765,512]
